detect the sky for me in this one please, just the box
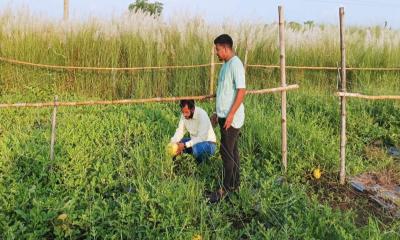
[1,0,400,28]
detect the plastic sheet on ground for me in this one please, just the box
[349,172,400,218]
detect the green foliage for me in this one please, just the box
[1,93,399,238]
[287,21,302,31]
[128,0,163,17]
[0,11,400,239]
[304,20,315,28]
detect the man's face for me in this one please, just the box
[215,44,227,61]
[182,105,194,119]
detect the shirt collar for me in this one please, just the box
[225,55,236,64]
[182,107,198,120]
[192,107,199,119]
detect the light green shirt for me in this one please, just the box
[216,55,246,129]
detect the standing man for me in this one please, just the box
[170,100,217,164]
[209,34,246,203]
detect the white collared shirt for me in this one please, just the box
[170,106,217,148]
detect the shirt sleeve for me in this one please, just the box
[170,116,186,143]
[184,111,210,148]
[233,59,246,89]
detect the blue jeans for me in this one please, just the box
[180,138,216,164]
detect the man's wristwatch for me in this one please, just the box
[184,142,189,149]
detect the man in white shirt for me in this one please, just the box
[170,99,217,164]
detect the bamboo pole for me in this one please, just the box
[50,96,58,161]
[279,6,288,173]
[244,49,248,74]
[339,7,347,185]
[336,92,400,100]
[0,85,299,109]
[210,47,215,95]
[0,96,214,108]
[336,62,340,90]
[64,0,69,21]
[248,84,298,94]
[112,61,117,98]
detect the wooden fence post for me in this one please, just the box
[279,6,288,172]
[210,47,215,95]
[50,96,58,161]
[244,48,248,74]
[64,0,69,21]
[339,7,347,185]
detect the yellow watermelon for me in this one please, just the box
[313,168,321,180]
[166,143,178,157]
[192,234,202,240]
[57,213,68,221]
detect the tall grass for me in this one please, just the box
[0,9,400,101]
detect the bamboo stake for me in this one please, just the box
[336,62,340,90]
[112,62,117,98]
[279,6,288,173]
[336,92,400,100]
[0,85,299,109]
[248,84,298,94]
[244,48,248,74]
[50,96,58,161]
[339,7,347,185]
[64,0,69,21]
[210,47,215,95]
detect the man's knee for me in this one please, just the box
[193,142,215,164]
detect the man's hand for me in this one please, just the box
[223,88,245,130]
[177,142,185,155]
[210,113,218,128]
[223,113,234,129]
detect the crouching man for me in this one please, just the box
[170,99,217,164]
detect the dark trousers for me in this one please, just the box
[218,118,241,191]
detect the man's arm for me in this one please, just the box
[224,88,246,129]
[170,116,186,143]
[210,112,218,128]
[171,117,188,155]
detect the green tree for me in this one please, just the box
[128,0,163,17]
[304,20,315,29]
[288,21,302,31]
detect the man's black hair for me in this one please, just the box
[214,34,233,48]
[180,99,195,109]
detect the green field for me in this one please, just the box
[1,11,400,239]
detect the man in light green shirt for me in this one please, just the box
[209,34,246,203]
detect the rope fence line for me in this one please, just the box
[247,64,400,71]
[1,56,400,72]
[0,56,218,71]
[336,92,400,100]
[248,64,335,70]
[0,84,299,109]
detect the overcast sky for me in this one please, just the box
[1,0,399,28]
